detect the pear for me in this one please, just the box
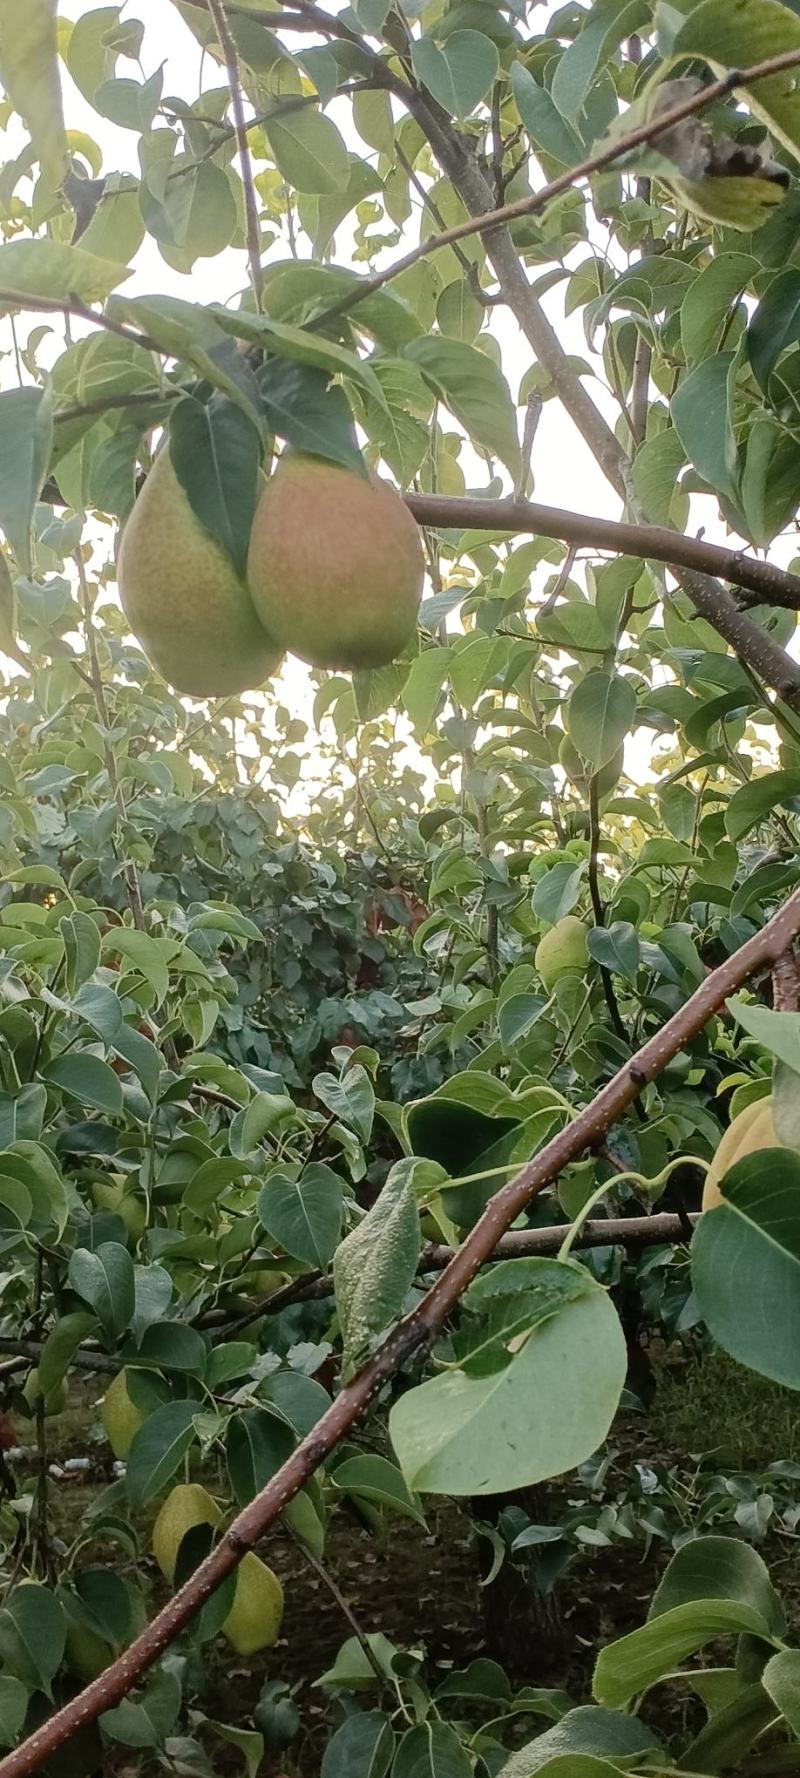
[65,1620,114,1680]
[152,1484,283,1654]
[101,1368,146,1460]
[222,1553,284,1657]
[117,450,282,697]
[702,1095,781,1210]
[91,1175,147,1241]
[247,453,424,671]
[535,915,589,992]
[152,1482,221,1583]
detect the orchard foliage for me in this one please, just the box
[0,1,800,1774]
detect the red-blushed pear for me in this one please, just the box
[247,452,424,671]
[117,450,282,697]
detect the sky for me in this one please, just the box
[5,0,794,796]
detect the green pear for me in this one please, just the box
[91,1175,147,1241]
[535,915,589,991]
[247,453,424,671]
[101,1368,146,1459]
[117,449,282,697]
[222,1553,284,1657]
[152,1482,221,1582]
[152,1485,284,1654]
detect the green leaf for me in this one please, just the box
[510,62,583,165]
[566,672,636,771]
[169,396,260,580]
[60,910,101,995]
[101,926,171,1006]
[763,1649,800,1737]
[586,922,640,978]
[748,267,800,388]
[0,0,67,185]
[0,1675,28,1749]
[257,1163,343,1268]
[44,1051,124,1115]
[671,354,739,504]
[691,1147,800,1387]
[410,31,499,120]
[229,1089,294,1156]
[214,307,385,406]
[226,1407,296,1506]
[100,1666,181,1748]
[498,1707,661,1778]
[389,1258,626,1495]
[0,238,131,305]
[725,769,800,839]
[674,0,800,161]
[393,1720,473,1778]
[0,1585,65,1696]
[550,0,647,119]
[260,362,366,477]
[68,1241,135,1337]
[532,861,584,923]
[133,1323,207,1374]
[313,1063,374,1142]
[321,1712,395,1778]
[403,648,450,734]
[727,998,800,1078]
[266,105,349,193]
[105,293,261,426]
[0,386,53,574]
[334,1157,422,1374]
[331,1454,426,1526]
[631,430,686,526]
[594,1536,784,1706]
[498,993,549,1050]
[125,1400,199,1507]
[681,252,756,365]
[38,1310,97,1393]
[405,337,521,479]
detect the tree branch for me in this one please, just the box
[206,0,264,308]
[5,885,800,1778]
[405,493,800,611]
[309,49,800,337]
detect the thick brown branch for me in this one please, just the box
[405,493,800,612]
[5,886,800,1778]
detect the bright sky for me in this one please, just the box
[6,1,793,797]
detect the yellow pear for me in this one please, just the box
[102,1368,146,1460]
[117,449,282,697]
[152,1483,222,1583]
[23,1367,66,1416]
[152,1485,283,1654]
[535,915,589,992]
[247,453,424,670]
[91,1176,147,1241]
[703,1095,781,1211]
[222,1552,284,1657]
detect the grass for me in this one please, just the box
[647,1349,800,1469]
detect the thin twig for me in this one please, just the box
[206,0,264,308]
[74,551,146,930]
